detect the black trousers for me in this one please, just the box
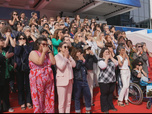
[99,82,116,112]
[0,79,10,112]
[16,71,32,105]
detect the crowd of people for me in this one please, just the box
[0,11,152,113]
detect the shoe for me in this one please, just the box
[21,104,26,110]
[8,108,14,112]
[113,96,118,99]
[125,100,129,105]
[27,103,33,109]
[109,108,118,111]
[103,111,109,113]
[86,111,91,113]
[117,101,125,107]
[21,107,26,110]
[91,104,95,106]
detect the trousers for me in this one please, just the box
[118,69,130,101]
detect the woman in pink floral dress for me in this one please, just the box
[28,37,56,113]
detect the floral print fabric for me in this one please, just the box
[29,51,54,113]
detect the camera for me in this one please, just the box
[48,45,53,51]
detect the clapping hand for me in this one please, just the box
[5,52,14,59]
[139,66,142,71]
[86,50,90,54]
[64,50,69,59]
[5,32,11,38]
[79,54,85,61]
[19,40,26,46]
[106,54,111,60]
[123,52,127,59]
[42,46,49,53]
[89,50,94,55]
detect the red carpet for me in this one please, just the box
[3,67,152,113]
[3,87,152,113]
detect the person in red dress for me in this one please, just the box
[28,37,56,113]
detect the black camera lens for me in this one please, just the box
[48,45,52,51]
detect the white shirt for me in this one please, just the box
[118,55,129,70]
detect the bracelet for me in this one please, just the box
[121,61,123,64]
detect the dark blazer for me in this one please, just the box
[14,44,33,71]
[74,60,87,81]
[0,53,6,86]
[72,42,85,50]
[85,54,98,70]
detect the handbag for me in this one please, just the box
[21,57,29,71]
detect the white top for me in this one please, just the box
[98,60,107,70]
[118,55,129,70]
[86,40,99,59]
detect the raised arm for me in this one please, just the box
[55,54,68,71]
[110,56,118,66]
[69,56,76,68]
[48,52,56,65]
[9,18,16,26]
[9,36,16,47]
[52,38,62,46]
[29,47,48,66]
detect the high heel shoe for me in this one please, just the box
[21,104,26,110]
[117,101,125,107]
[27,103,33,109]
[125,100,129,105]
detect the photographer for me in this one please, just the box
[133,43,148,75]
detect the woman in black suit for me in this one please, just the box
[14,32,33,110]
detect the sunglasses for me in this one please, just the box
[18,38,26,40]
[63,46,69,49]
[7,30,11,32]
[138,46,143,48]
[41,43,48,46]
[0,22,5,25]
[0,39,4,42]
[13,14,18,16]
[78,36,82,37]
[26,30,31,32]
[138,64,142,66]
[87,47,91,50]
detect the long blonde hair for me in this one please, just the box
[93,30,100,41]
[74,32,81,44]
[85,32,92,40]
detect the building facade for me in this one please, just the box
[107,0,151,29]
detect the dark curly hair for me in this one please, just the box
[17,32,28,45]
[34,36,47,50]
[99,47,109,58]
[1,25,12,34]
[132,59,143,69]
